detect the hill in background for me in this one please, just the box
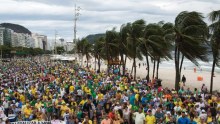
[85,33,105,44]
[0,23,31,35]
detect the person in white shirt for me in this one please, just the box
[199,109,207,121]
[77,88,83,96]
[113,102,122,111]
[198,99,205,111]
[174,103,182,114]
[133,108,145,124]
[122,94,129,103]
[0,109,7,124]
[2,100,9,116]
[153,96,160,107]
[123,107,130,124]
[51,115,63,124]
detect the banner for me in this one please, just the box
[11,121,51,124]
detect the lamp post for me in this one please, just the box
[54,31,58,54]
[74,3,81,44]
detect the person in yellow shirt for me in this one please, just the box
[79,97,87,106]
[84,87,91,95]
[69,85,75,93]
[60,103,71,116]
[174,98,183,106]
[145,110,156,124]
[82,115,92,124]
[30,86,36,95]
[207,112,212,123]
[97,91,104,101]
[23,104,33,121]
[35,99,43,110]
[20,93,25,103]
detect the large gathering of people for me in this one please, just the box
[0,58,219,124]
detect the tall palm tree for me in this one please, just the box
[140,22,173,80]
[119,23,131,75]
[208,10,220,94]
[105,28,120,72]
[82,39,93,67]
[127,19,145,80]
[76,38,93,67]
[76,39,85,66]
[174,11,209,90]
[156,22,174,78]
[93,37,105,72]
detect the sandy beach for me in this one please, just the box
[85,58,220,91]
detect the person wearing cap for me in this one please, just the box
[145,110,156,124]
[165,111,173,123]
[177,111,190,124]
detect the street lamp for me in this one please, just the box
[54,30,58,54]
[74,4,81,44]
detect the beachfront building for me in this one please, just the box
[0,23,48,49]
[9,31,34,48]
[66,41,74,51]
[11,32,20,47]
[32,33,48,51]
[24,34,35,48]
[0,28,13,46]
[0,27,4,45]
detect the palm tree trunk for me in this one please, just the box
[106,43,109,74]
[175,47,181,90]
[98,56,101,73]
[210,57,216,94]
[123,55,127,75]
[146,55,150,81]
[86,55,89,67]
[120,53,124,75]
[179,54,184,75]
[133,57,137,80]
[156,57,160,78]
[153,59,156,79]
[94,56,97,71]
[131,60,134,75]
[81,54,83,67]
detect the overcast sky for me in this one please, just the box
[0,0,219,42]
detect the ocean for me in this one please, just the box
[136,58,220,73]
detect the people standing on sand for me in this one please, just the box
[201,84,208,94]
[194,67,196,73]
[181,75,186,86]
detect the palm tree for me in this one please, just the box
[208,10,220,94]
[119,23,131,75]
[127,19,145,80]
[174,11,209,90]
[82,39,93,67]
[105,28,120,73]
[140,22,173,80]
[155,22,174,78]
[93,37,105,72]
[76,39,84,66]
[76,38,93,67]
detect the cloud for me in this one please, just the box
[0,0,219,42]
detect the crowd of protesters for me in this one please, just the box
[0,59,219,124]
